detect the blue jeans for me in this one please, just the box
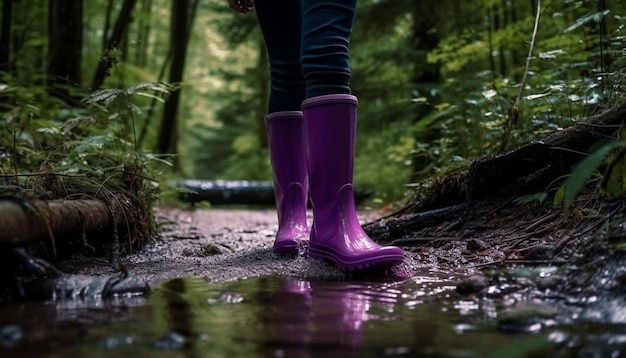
[254,0,357,113]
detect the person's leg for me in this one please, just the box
[255,0,309,253]
[301,0,354,98]
[255,0,306,112]
[301,0,404,269]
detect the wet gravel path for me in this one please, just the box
[70,207,432,285]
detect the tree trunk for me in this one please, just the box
[102,0,114,51]
[134,0,152,67]
[0,0,12,74]
[156,0,198,165]
[47,0,83,100]
[91,0,137,90]
[409,0,443,181]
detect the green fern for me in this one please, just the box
[554,140,623,212]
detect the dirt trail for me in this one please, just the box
[63,196,624,303]
[64,207,439,285]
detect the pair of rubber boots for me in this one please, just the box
[266,94,404,271]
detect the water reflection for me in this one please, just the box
[145,276,411,356]
[268,278,403,355]
[3,273,626,357]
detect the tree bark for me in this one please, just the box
[156,0,198,164]
[0,198,112,249]
[0,0,12,74]
[134,0,152,67]
[91,0,138,90]
[47,0,83,99]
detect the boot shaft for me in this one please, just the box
[302,94,358,206]
[265,111,310,253]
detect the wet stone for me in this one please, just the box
[523,245,555,260]
[537,275,566,291]
[456,275,490,295]
[363,219,390,242]
[108,275,151,296]
[498,301,558,333]
[153,331,186,350]
[100,336,134,349]
[466,238,488,251]
[201,244,224,256]
[0,324,23,349]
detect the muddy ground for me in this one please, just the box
[60,195,626,295]
[61,207,433,284]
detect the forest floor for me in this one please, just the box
[61,193,626,301]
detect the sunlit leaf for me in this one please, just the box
[565,10,610,33]
[144,153,173,166]
[128,102,143,115]
[36,127,61,134]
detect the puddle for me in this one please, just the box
[1,271,625,357]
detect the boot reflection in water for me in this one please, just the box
[228,0,404,270]
[270,278,387,352]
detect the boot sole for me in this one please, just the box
[273,242,299,254]
[308,244,404,271]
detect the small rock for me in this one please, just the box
[537,275,566,290]
[466,239,488,251]
[108,275,151,296]
[0,325,23,349]
[100,336,134,349]
[201,244,223,256]
[363,219,390,242]
[498,301,558,333]
[456,275,490,295]
[523,245,555,260]
[153,331,186,350]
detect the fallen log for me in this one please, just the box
[0,196,113,251]
[173,179,372,205]
[174,180,276,205]
[415,103,626,211]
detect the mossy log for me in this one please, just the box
[0,197,113,250]
[415,103,626,211]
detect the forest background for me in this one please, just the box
[1,0,625,208]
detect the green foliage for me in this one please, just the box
[5,0,625,210]
[399,0,626,204]
[514,192,549,206]
[1,66,173,249]
[553,139,625,212]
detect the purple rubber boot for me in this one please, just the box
[266,111,310,253]
[302,94,404,270]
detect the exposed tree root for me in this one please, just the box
[412,103,626,211]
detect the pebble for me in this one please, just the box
[0,325,23,349]
[466,239,488,251]
[456,274,490,295]
[153,331,186,350]
[100,336,134,348]
[498,301,558,333]
[537,275,566,290]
